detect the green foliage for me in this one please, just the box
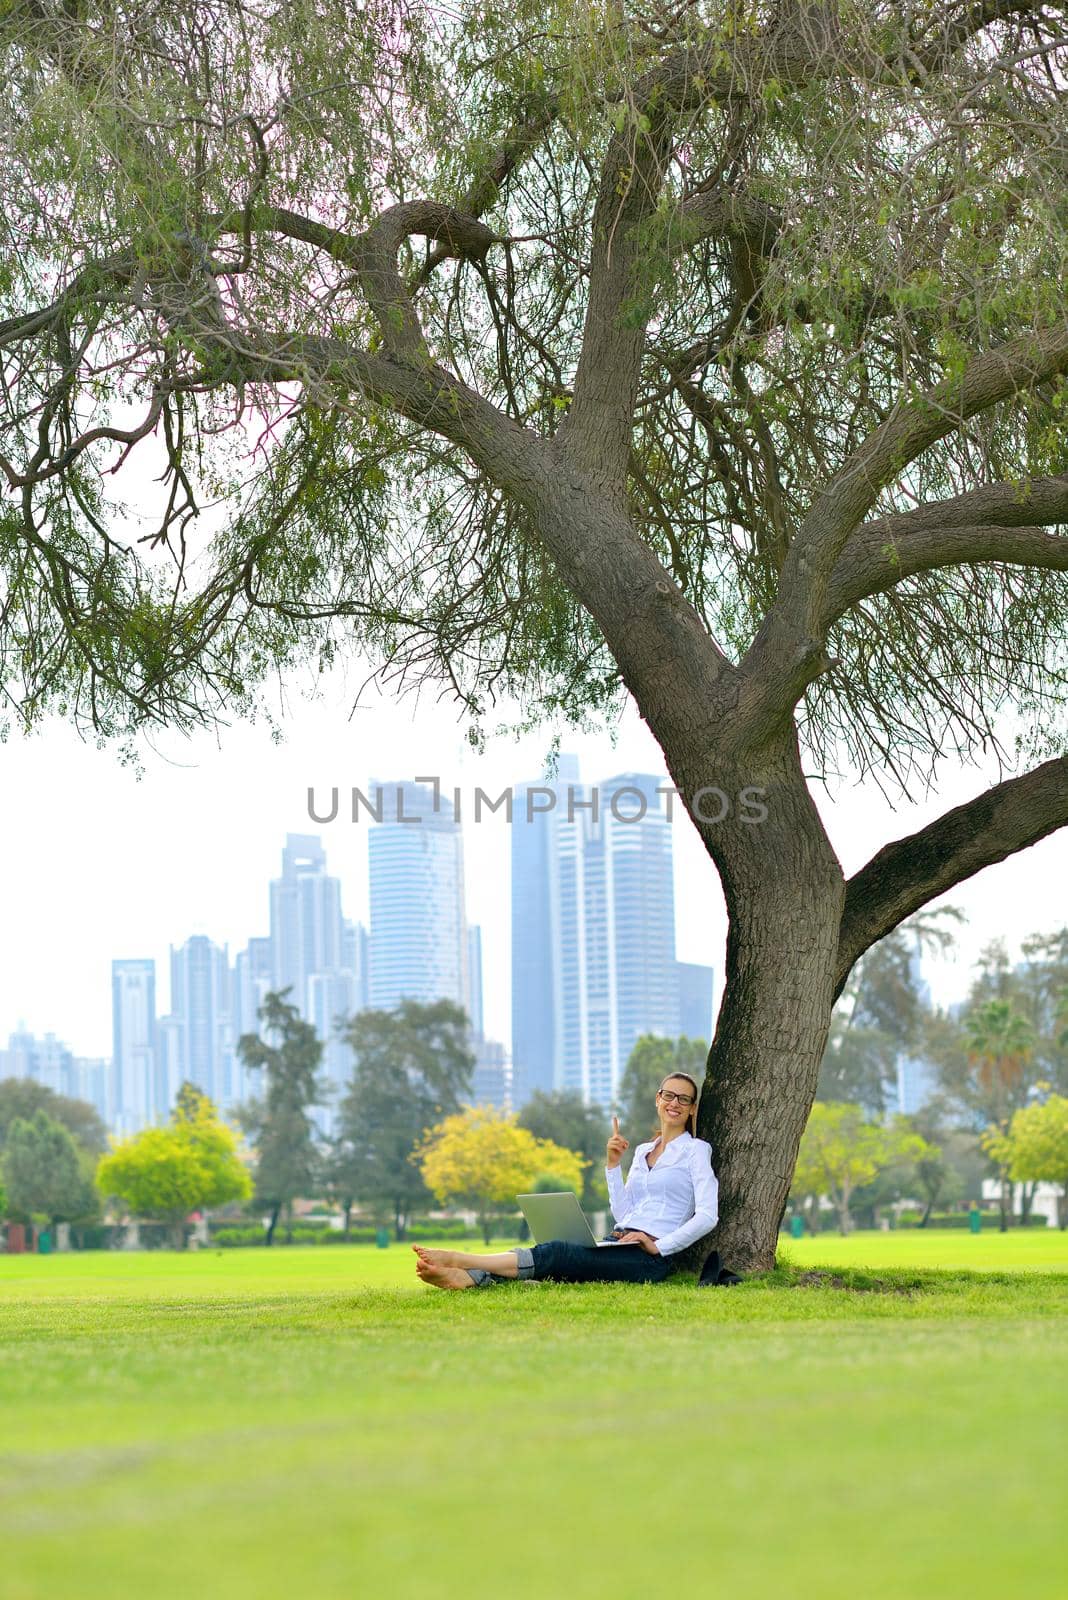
[819,910,961,1113]
[0,1078,108,1157]
[793,1103,934,1233]
[419,1105,585,1242]
[96,1095,251,1239]
[332,999,475,1237]
[517,1089,609,1207]
[0,1,1065,781]
[1001,1093,1068,1189]
[2,1110,97,1225]
[237,992,327,1239]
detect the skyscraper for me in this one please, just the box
[269,834,344,1017]
[342,919,371,1013]
[677,960,715,1044]
[111,959,156,1133]
[367,781,469,1015]
[511,754,581,1104]
[165,936,232,1110]
[605,773,679,1092]
[307,969,356,1116]
[467,925,484,1039]
[511,762,680,1108]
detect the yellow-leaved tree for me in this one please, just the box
[418,1107,586,1244]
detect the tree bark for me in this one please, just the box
[676,729,845,1274]
[265,1203,280,1246]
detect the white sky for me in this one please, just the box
[3,662,1066,1059]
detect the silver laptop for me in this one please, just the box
[516,1191,625,1247]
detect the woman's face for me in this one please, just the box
[656,1076,697,1132]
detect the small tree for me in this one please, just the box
[238,991,326,1245]
[1002,1093,1068,1230]
[792,1103,931,1235]
[419,1107,586,1245]
[97,1099,250,1246]
[0,1079,108,1157]
[2,1111,95,1237]
[967,999,1036,1230]
[335,1000,474,1239]
[518,1090,610,1210]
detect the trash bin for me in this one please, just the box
[37,1230,52,1255]
[968,1206,982,1234]
[375,1227,390,1249]
[789,1215,804,1240]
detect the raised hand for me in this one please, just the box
[606,1114,629,1170]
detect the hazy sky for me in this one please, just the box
[3,660,1066,1060]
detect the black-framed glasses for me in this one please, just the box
[658,1089,695,1106]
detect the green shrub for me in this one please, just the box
[896,1211,1050,1230]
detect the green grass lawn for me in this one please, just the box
[2,1232,1066,1600]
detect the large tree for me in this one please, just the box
[334,1000,474,1238]
[517,1088,610,1208]
[0,1078,108,1158]
[2,3,1067,1268]
[237,991,326,1244]
[2,1110,95,1234]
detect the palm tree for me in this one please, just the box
[967,1000,1035,1231]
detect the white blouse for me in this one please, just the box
[605,1131,719,1257]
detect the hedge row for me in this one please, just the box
[895,1211,1051,1230]
[210,1218,501,1247]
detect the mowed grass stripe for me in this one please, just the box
[1,1236,1066,1600]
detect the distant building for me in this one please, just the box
[511,754,581,1106]
[307,969,357,1128]
[269,834,345,1017]
[511,760,680,1109]
[677,961,714,1044]
[232,936,274,1045]
[467,926,484,1039]
[896,1055,939,1117]
[0,1029,109,1123]
[469,1036,512,1113]
[163,936,232,1112]
[342,919,371,1013]
[111,959,157,1134]
[367,781,470,1016]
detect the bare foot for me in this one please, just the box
[411,1244,459,1267]
[415,1257,474,1291]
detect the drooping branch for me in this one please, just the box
[836,754,1068,992]
[824,474,1068,621]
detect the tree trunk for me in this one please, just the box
[265,1203,280,1246]
[919,1198,933,1228]
[1020,1180,1036,1224]
[999,1176,1010,1232]
[394,1200,406,1242]
[480,1210,493,1246]
[682,733,845,1274]
[343,1201,352,1236]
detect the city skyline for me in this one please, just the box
[4,673,1067,1068]
[3,760,714,1129]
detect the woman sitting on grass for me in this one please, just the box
[413,1073,718,1290]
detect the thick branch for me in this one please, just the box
[836,755,1068,991]
[824,475,1068,620]
[733,321,1068,737]
[213,202,497,362]
[562,112,674,497]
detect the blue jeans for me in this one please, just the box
[469,1238,672,1287]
